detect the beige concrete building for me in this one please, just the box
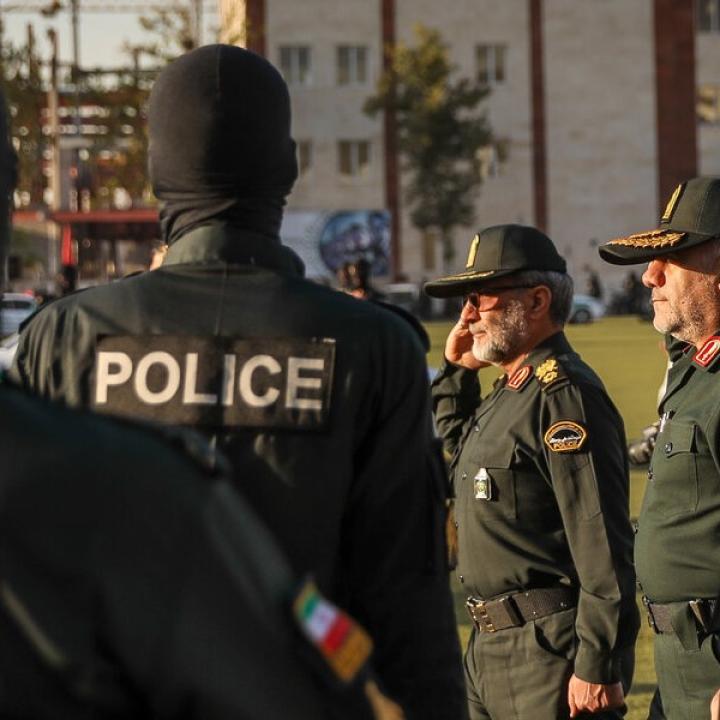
[220,0,720,295]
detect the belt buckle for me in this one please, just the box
[465,597,496,633]
[642,595,659,634]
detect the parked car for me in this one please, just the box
[1,293,37,337]
[569,294,605,324]
[0,332,18,372]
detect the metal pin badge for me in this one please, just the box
[474,468,493,500]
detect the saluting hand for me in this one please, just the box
[444,304,489,370]
[567,675,624,717]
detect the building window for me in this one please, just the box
[338,140,371,177]
[279,45,312,85]
[476,44,507,86]
[698,0,720,32]
[297,140,313,175]
[337,45,368,85]
[476,145,500,179]
[698,84,720,124]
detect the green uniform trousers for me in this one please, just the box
[464,608,632,720]
[654,626,720,720]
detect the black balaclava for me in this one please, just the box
[148,45,298,245]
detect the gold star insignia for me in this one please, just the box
[535,359,559,385]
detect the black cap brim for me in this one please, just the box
[423,268,518,298]
[598,228,714,265]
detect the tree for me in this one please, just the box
[365,24,497,268]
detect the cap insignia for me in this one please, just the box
[693,335,720,370]
[544,421,587,453]
[535,359,559,385]
[466,234,480,269]
[606,229,685,249]
[661,183,685,223]
[507,365,533,391]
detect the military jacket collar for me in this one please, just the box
[163,223,305,277]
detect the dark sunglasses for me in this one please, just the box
[462,284,537,311]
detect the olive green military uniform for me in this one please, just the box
[632,336,720,720]
[598,177,720,720]
[10,225,465,719]
[432,331,639,720]
[0,382,378,719]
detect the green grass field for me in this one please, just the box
[425,316,667,719]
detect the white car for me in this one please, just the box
[1,293,37,337]
[569,294,605,324]
[0,332,18,372]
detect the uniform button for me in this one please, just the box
[474,425,479,432]
[459,575,464,583]
[647,470,654,482]
[454,520,459,529]
[664,442,673,454]
[461,472,467,480]
[632,521,639,534]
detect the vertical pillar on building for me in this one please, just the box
[381,0,401,279]
[245,0,266,56]
[529,0,548,232]
[653,0,697,209]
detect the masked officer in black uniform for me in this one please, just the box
[10,45,464,719]
[0,80,402,720]
[599,176,720,720]
[426,225,639,719]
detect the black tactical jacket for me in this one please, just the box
[0,384,375,719]
[11,223,465,720]
[432,332,639,684]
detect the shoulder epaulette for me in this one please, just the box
[534,357,569,392]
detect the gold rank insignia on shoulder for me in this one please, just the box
[605,228,685,249]
[544,421,588,453]
[507,364,533,391]
[535,359,559,384]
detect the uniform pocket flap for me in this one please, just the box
[467,443,514,469]
[663,422,695,456]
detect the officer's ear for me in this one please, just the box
[527,285,552,319]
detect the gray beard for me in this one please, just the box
[471,298,531,364]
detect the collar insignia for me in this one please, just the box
[535,359,559,385]
[466,234,480,268]
[693,336,720,370]
[507,365,533,391]
[544,421,587,453]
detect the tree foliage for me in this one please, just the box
[365,25,496,266]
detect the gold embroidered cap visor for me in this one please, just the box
[598,176,720,265]
[423,224,567,299]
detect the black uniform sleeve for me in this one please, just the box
[342,325,467,720]
[431,359,481,459]
[540,382,640,684]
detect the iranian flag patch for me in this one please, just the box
[293,579,373,683]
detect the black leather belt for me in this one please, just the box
[643,596,720,635]
[465,587,577,633]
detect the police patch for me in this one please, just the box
[544,421,587,453]
[92,335,335,430]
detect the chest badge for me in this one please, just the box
[535,359,559,385]
[474,468,493,500]
[544,420,588,453]
[507,365,533,391]
[692,336,720,369]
